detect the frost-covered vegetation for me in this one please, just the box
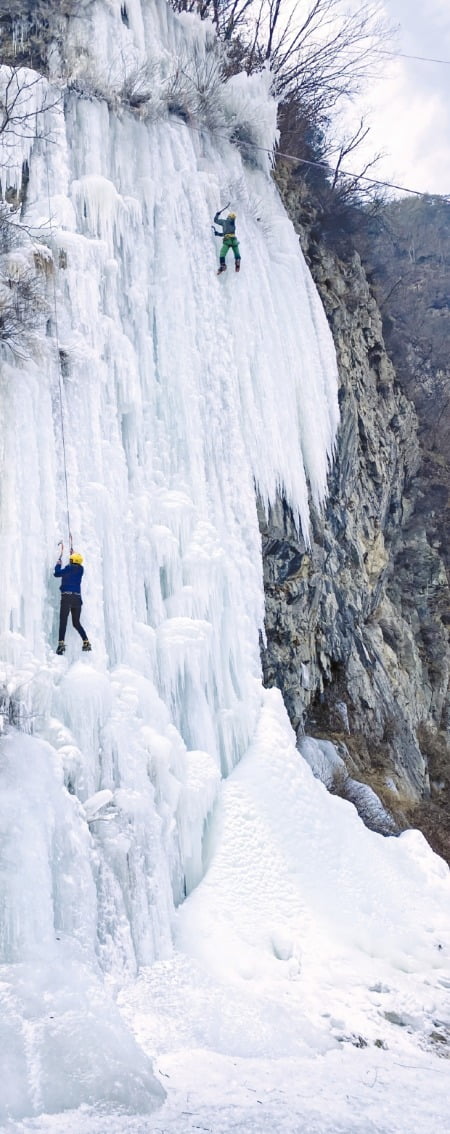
[0,66,58,353]
[0,203,49,355]
[66,34,277,168]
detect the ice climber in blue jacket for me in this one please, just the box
[54,550,92,654]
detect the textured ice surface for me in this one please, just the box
[2,2,449,1131]
[0,0,338,1117]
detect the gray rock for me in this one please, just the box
[262,180,450,852]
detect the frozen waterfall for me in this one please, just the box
[2,3,450,1131]
[0,0,338,1118]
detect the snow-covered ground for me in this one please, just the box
[8,1046,450,1134]
[6,690,450,1132]
[0,1,449,1130]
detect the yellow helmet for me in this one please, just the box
[70,552,84,565]
[228,212,236,219]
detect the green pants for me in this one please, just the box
[220,236,240,262]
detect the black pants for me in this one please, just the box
[58,593,87,642]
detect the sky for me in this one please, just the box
[350,0,450,197]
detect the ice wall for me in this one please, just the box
[0,0,339,1119]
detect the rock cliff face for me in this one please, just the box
[262,167,450,858]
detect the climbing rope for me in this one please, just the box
[45,159,72,552]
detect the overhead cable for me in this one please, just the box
[177,119,448,200]
[379,49,450,66]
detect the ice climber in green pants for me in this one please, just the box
[213,207,241,274]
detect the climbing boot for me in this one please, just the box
[56,641,65,655]
[235,260,241,273]
[82,640,92,652]
[217,260,226,275]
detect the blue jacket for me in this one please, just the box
[54,561,84,594]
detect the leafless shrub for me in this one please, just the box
[306,120,387,249]
[67,67,114,106]
[0,263,46,356]
[66,52,155,111]
[0,678,37,733]
[0,65,56,358]
[165,48,225,126]
[171,0,392,115]
[66,44,225,128]
[0,63,61,169]
[0,199,21,250]
[0,683,21,730]
[171,0,394,195]
[119,61,161,109]
[0,203,48,356]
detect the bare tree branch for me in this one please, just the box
[170,0,392,119]
[0,65,61,162]
[0,203,48,356]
